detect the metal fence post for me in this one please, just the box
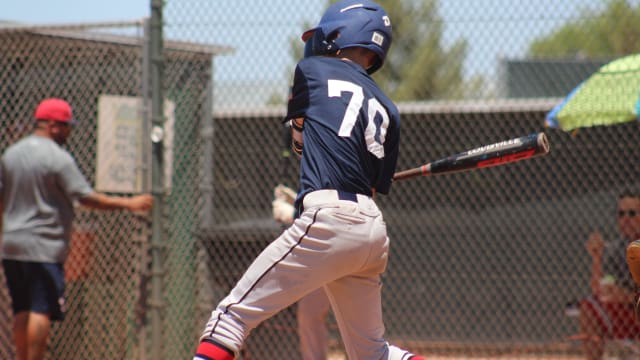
[149,0,165,358]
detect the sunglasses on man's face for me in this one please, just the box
[618,209,639,218]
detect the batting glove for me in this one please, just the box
[274,184,297,203]
[272,198,295,225]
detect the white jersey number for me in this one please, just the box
[328,79,389,159]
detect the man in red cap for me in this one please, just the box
[1,98,154,360]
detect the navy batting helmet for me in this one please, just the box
[301,0,392,74]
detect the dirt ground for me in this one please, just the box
[329,353,602,359]
[326,339,640,359]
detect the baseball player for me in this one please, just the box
[194,1,425,359]
[273,183,332,360]
[274,38,335,359]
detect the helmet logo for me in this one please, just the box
[371,32,384,47]
[340,4,365,12]
[382,15,391,27]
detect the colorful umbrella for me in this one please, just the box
[545,53,640,131]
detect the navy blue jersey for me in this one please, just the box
[286,56,400,211]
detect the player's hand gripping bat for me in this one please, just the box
[393,132,550,181]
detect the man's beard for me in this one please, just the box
[53,135,67,145]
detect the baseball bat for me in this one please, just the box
[393,132,550,181]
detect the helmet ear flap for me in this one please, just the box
[303,38,313,58]
[311,29,340,56]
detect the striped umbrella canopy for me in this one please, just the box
[545,54,640,131]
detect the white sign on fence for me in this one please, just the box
[96,94,174,193]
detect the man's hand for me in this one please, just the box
[128,194,154,212]
[586,231,604,260]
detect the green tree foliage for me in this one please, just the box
[529,0,640,58]
[374,0,470,101]
[282,0,479,103]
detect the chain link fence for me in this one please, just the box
[2,0,640,359]
[0,22,152,360]
[0,18,217,359]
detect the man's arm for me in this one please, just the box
[78,192,153,212]
[586,231,604,295]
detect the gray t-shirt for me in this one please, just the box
[1,135,93,263]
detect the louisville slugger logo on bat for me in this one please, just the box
[466,138,522,156]
[393,132,550,181]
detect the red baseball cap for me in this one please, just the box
[34,98,77,125]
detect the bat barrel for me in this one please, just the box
[537,132,550,154]
[393,132,551,181]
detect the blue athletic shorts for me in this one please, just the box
[2,260,66,321]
